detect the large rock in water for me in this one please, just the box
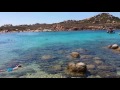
[75,62,87,72]
[66,62,87,77]
[70,52,80,58]
[67,62,76,72]
[111,44,119,49]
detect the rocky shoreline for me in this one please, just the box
[0,29,120,34]
[1,13,120,33]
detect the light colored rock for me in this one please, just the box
[41,55,53,60]
[51,65,62,71]
[117,71,120,75]
[66,55,73,60]
[80,55,93,59]
[111,44,119,49]
[93,57,101,60]
[94,60,103,65]
[70,52,80,58]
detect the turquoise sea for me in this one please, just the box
[0,30,120,78]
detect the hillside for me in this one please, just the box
[80,13,120,24]
[0,13,120,32]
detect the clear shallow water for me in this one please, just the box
[0,30,120,78]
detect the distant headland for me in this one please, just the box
[0,13,120,33]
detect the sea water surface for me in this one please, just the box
[0,30,120,78]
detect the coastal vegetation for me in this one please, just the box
[0,13,120,33]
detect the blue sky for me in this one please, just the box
[0,12,119,26]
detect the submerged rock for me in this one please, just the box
[117,71,120,75]
[87,64,96,70]
[94,60,103,65]
[80,55,93,59]
[97,65,116,72]
[76,48,88,54]
[66,55,73,60]
[108,45,112,49]
[70,52,80,58]
[41,55,53,60]
[93,57,101,60]
[97,71,117,78]
[58,50,66,54]
[51,65,62,71]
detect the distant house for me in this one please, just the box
[43,29,52,32]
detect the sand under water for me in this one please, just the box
[0,30,120,78]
